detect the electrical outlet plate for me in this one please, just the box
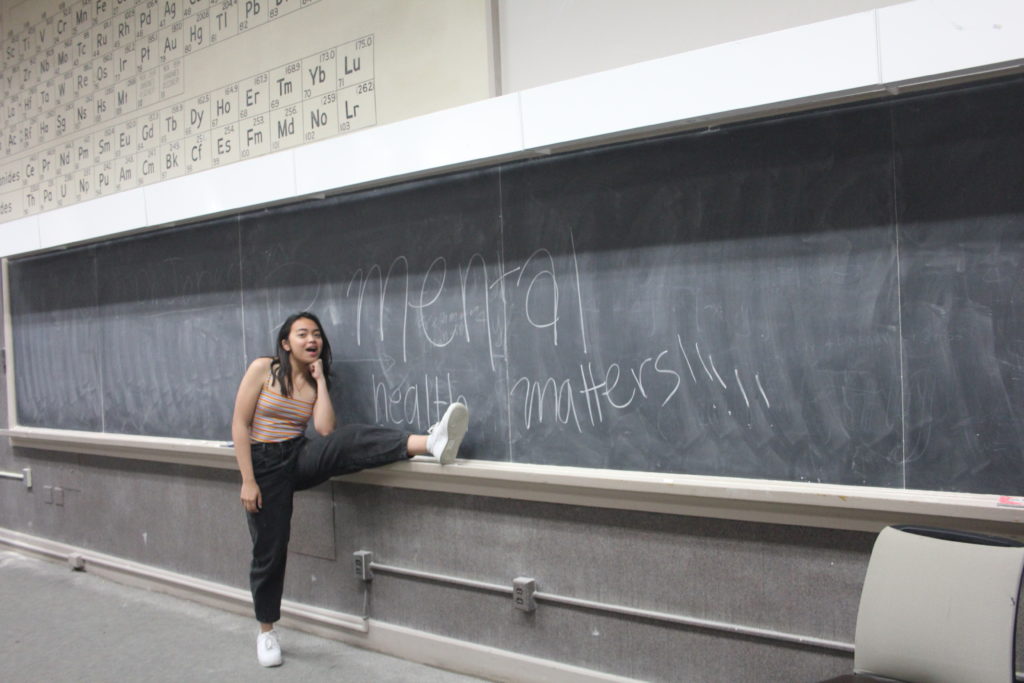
[513,577,536,612]
[353,550,373,581]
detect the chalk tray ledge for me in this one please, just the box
[5,425,1022,536]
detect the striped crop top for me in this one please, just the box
[250,382,314,443]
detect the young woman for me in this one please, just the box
[232,311,468,667]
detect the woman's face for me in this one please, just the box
[281,317,322,365]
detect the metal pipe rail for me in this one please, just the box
[532,590,853,652]
[363,555,853,654]
[369,562,513,596]
[0,467,31,488]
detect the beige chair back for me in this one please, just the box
[854,525,1024,683]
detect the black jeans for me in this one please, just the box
[245,424,408,623]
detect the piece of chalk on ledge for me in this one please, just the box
[996,496,1024,508]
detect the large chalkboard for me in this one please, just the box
[9,75,1024,495]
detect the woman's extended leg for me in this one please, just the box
[293,424,409,490]
[294,403,469,489]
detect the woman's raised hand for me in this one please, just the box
[310,359,324,382]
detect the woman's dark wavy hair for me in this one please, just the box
[270,311,333,398]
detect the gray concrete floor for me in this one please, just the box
[0,550,487,682]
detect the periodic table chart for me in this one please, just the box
[0,0,494,224]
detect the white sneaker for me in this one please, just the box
[257,629,282,667]
[426,402,469,465]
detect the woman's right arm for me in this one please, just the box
[232,357,272,513]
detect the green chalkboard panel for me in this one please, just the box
[10,75,1024,495]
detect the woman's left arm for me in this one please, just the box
[310,359,336,435]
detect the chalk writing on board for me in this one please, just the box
[340,242,587,373]
[334,228,770,437]
[507,345,770,434]
[372,372,468,427]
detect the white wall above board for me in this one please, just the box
[878,0,1024,83]
[2,0,1023,257]
[497,0,905,94]
[292,94,525,197]
[518,11,882,151]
